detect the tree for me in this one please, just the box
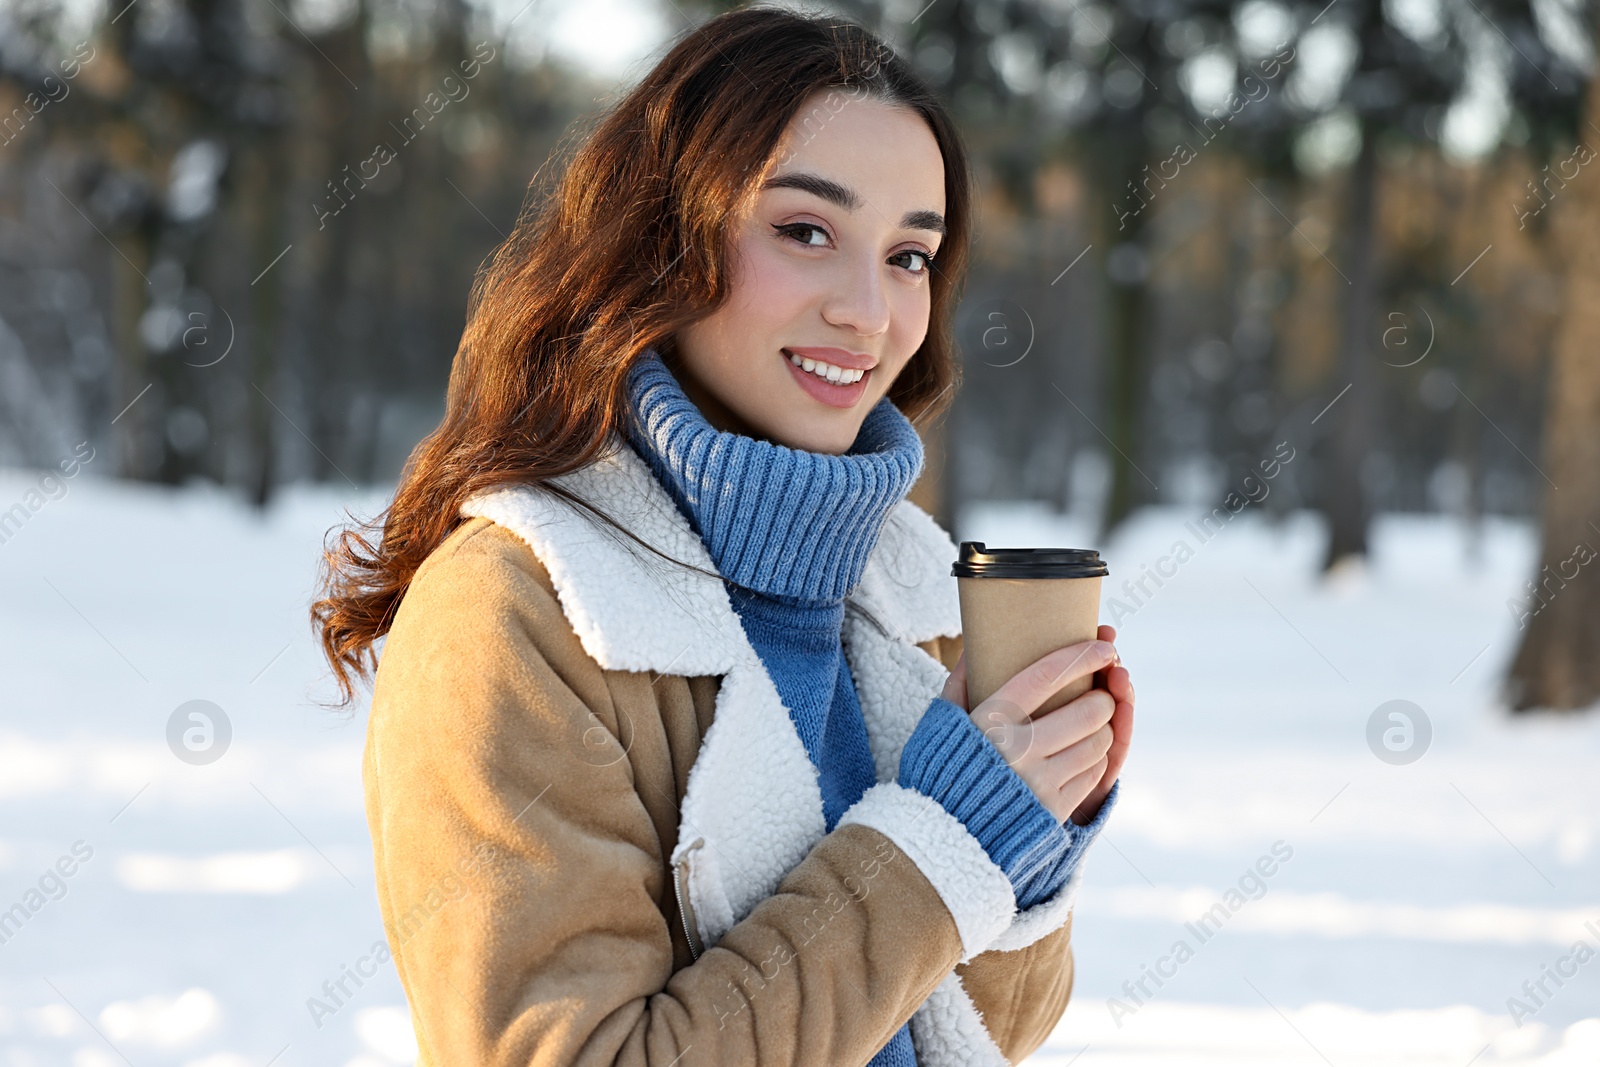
[1271,0,1587,568]
[843,0,1244,536]
[0,0,591,500]
[1506,6,1600,713]
[847,0,1586,552]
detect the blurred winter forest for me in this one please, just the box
[1,0,1597,710]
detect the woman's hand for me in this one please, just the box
[941,624,1135,826]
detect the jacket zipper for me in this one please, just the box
[673,839,705,961]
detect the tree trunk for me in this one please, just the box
[110,224,153,480]
[1505,49,1600,713]
[1321,117,1380,570]
[1098,118,1152,539]
[245,135,288,509]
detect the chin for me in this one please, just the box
[751,412,856,455]
[787,422,860,456]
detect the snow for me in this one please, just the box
[0,470,1594,1065]
[959,501,1600,1065]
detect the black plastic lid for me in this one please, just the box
[951,541,1109,579]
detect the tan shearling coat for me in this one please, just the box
[363,431,1090,1065]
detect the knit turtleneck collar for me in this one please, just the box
[621,348,925,604]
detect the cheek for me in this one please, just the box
[729,244,816,326]
[885,282,931,367]
[687,248,802,377]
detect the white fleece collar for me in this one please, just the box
[462,432,961,675]
[461,431,1081,1067]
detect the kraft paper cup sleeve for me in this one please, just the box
[957,573,1104,720]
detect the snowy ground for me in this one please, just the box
[0,470,1595,1066]
[976,501,1600,1066]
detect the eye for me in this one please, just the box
[891,249,936,275]
[774,222,831,248]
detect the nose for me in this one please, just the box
[819,252,891,339]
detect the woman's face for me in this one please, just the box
[668,90,947,455]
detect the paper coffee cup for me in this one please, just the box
[951,542,1109,720]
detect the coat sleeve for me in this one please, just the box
[364,521,1015,1067]
[916,631,1080,1061]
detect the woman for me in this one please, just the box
[313,7,1135,1065]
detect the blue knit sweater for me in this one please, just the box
[622,349,1117,1064]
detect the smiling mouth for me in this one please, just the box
[782,349,868,385]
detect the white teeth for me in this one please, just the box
[786,351,865,385]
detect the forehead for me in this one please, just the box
[764,91,946,216]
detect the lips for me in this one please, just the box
[785,351,865,385]
[783,346,877,371]
[781,348,871,409]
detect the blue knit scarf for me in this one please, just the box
[621,348,924,603]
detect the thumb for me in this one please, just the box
[941,651,968,711]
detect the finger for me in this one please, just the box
[1057,755,1110,823]
[1092,630,1121,692]
[1111,689,1134,742]
[986,639,1117,723]
[1102,694,1135,778]
[1103,664,1133,705]
[1097,624,1122,666]
[1043,722,1114,783]
[1030,688,1114,757]
[942,652,969,708]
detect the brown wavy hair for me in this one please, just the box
[311,5,974,706]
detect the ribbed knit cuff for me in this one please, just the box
[1016,777,1119,909]
[898,696,1110,909]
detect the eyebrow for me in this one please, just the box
[760,171,947,236]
